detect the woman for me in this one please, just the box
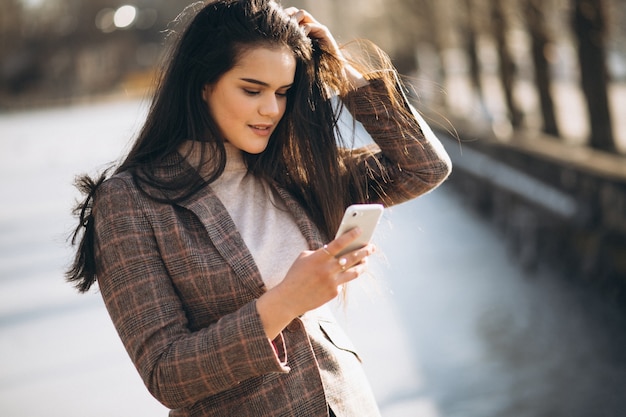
[67,1,451,416]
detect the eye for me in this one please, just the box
[276,88,291,98]
[243,89,260,96]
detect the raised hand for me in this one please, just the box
[284,7,368,88]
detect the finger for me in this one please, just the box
[301,22,328,39]
[284,8,304,22]
[320,245,333,257]
[322,227,362,258]
[315,246,347,275]
[286,8,320,27]
[338,255,368,274]
[294,9,316,24]
[343,244,376,268]
[337,256,348,271]
[335,262,368,285]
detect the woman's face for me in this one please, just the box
[203,46,296,154]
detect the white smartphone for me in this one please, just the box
[333,204,384,257]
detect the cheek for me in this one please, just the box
[221,93,250,117]
[279,100,289,117]
[210,92,240,124]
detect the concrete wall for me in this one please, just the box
[434,118,626,302]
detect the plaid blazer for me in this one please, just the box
[93,80,451,417]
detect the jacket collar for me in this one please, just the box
[159,152,325,294]
[181,183,267,296]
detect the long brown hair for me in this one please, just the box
[67,0,411,292]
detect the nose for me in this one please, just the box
[259,95,280,118]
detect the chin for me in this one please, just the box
[242,145,269,155]
[246,141,271,155]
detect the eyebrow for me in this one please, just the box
[239,78,293,89]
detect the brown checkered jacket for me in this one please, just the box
[93,79,451,416]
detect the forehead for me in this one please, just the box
[229,46,296,84]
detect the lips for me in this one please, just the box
[249,124,274,136]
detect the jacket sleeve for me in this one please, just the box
[341,77,452,206]
[93,177,289,409]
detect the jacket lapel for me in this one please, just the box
[179,185,267,297]
[157,151,325,297]
[273,185,326,250]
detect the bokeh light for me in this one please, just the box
[95,8,115,33]
[113,5,137,29]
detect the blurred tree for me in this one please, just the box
[0,0,197,105]
[572,0,616,152]
[462,0,487,115]
[524,0,560,136]
[294,0,444,93]
[384,0,432,76]
[409,0,448,104]
[0,0,27,95]
[490,0,523,128]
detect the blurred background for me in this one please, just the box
[2,0,626,152]
[1,0,625,416]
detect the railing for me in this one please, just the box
[434,117,626,303]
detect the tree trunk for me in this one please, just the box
[491,0,523,128]
[463,0,487,114]
[407,0,447,106]
[572,0,616,152]
[524,0,560,136]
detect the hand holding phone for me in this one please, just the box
[333,204,383,257]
